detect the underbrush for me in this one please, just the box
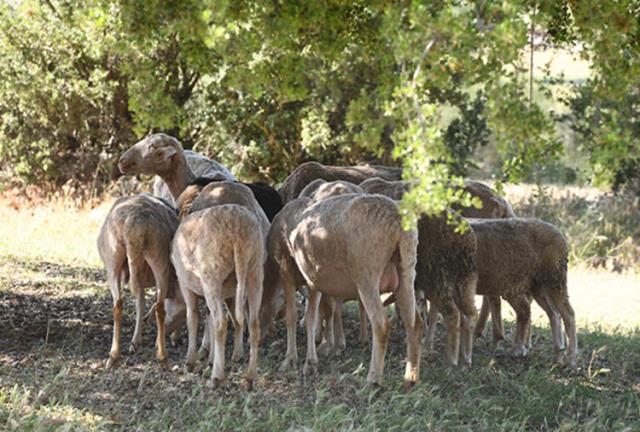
[505,184,640,273]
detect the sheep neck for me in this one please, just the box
[162,151,196,202]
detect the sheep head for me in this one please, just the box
[119,133,182,176]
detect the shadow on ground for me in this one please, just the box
[1,255,639,430]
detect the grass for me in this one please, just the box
[1,190,639,431]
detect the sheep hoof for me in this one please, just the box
[564,355,577,370]
[279,357,297,372]
[317,342,334,357]
[105,356,119,370]
[198,348,209,361]
[170,333,182,347]
[511,345,528,358]
[303,361,317,377]
[207,377,224,390]
[402,380,416,392]
[245,378,255,391]
[231,351,244,362]
[184,361,197,373]
[553,351,564,365]
[128,343,140,354]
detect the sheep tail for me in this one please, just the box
[233,243,249,330]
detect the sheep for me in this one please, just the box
[299,179,364,201]
[189,177,283,222]
[96,193,179,368]
[464,218,577,367]
[360,177,409,200]
[119,133,283,220]
[267,193,422,387]
[296,179,368,353]
[278,161,402,203]
[118,133,234,206]
[166,181,271,363]
[171,204,265,389]
[414,214,478,366]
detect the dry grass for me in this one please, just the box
[0,190,639,431]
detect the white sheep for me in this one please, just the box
[118,133,234,205]
[172,204,265,389]
[266,194,422,387]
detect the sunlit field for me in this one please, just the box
[1,187,638,430]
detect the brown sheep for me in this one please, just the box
[278,161,402,203]
[96,193,179,368]
[469,218,576,367]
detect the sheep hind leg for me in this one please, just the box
[394,277,422,387]
[245,267,263,391]
[358,282,390,386]
[437,298,461,367]
[303,288,322,377]
[226,297,244,362]
[533,290,563,363]
[547,288,577,368]
[459,313,473,367]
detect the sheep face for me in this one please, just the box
[119,133,180,176]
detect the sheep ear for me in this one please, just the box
[156,146,177,161]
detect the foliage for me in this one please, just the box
[562,80,640,193]
[509,184,640,272]
[0,0,638,218]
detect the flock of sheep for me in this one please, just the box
[97,133,577,390]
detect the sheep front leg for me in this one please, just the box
[425,301,439,350]
[150,265,170,365]
[183,288,199,372]
[506,294,531,358]
[459,313,473,367]
[130,280,145,354]
[358,300,368,344]
[334,300,346,350]
[488,296,505,347]
[204,290,227,389]
[303,289,321,377]
[317,294,336,357]
[474,296,490,338]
